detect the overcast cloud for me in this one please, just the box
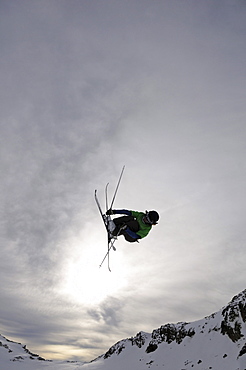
[0,0,246,362]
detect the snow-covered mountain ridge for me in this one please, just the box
[0,334,46,362]
[0,334,81,370]
[1,289,246,369]
[88,289,246,369]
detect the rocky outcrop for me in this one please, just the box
[146,322,195,353]
[220,289,246,343]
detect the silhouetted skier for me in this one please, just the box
[106,209,159,242]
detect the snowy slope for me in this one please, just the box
[84,289,246,370]
[0,334,83,370]
[1,289,246,370]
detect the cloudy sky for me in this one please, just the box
[1,0,246,362]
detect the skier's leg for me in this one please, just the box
[125,219,139,233]
[111,216,134,236]
[122,232,138,243]
[121,219,139,242]
[113,215,133,225]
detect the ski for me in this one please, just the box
[95,189,116,272]
[105,182,112,271]
[99,225,125,271]
[94,189,107,226]
[95,166,125,271]
[109,165,125,210]
[105,182,109,211]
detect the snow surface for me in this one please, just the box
[1,290,246,370]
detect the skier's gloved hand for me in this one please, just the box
[106,209,114,215]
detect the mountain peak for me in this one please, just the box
[0,334,46,363]
[92,289,246,370]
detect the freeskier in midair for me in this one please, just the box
[95,166,159,270]
[106,209,159,243]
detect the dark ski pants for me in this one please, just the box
[113,215,139,243]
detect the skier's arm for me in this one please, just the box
[108,209,132,216]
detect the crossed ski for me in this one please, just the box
[95,166,125,272]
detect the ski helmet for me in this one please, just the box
[146,210,159,225]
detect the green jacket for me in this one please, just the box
[131,210,152,239]
[113,209,152,239]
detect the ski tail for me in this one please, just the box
[109,165,125,210]
[95,166,126,271]
[99,224,125,270]
[105,182,109,211]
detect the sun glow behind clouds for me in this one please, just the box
[60,231,128,305]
